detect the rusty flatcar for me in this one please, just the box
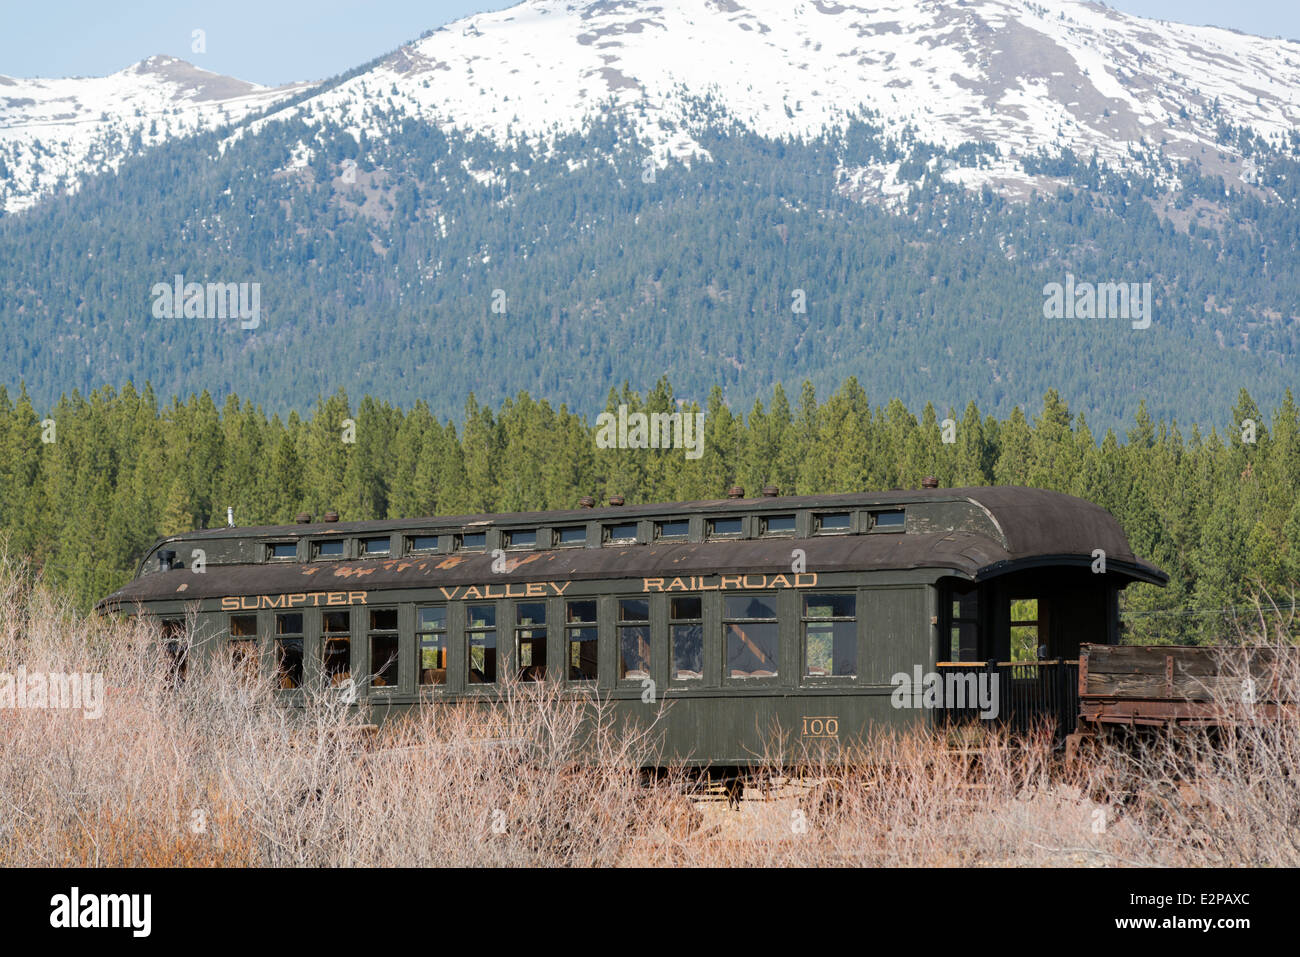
[96,484,1167,765]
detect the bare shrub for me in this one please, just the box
[0,554,681,866]
[1,553,1297,867]
[1082,613,1300,867]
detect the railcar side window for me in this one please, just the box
[604,523,638,545]
[275,613,304,689]
[361,537,391,556]
[467,605,497,684]
[231,639,258,676]
[161,619,187,687]
[566,600,599,681]
[229,614,258,676]
[368,608,399,689]
[870,509,905,530]
[515,602,547,681]
[707,517,743,538]
[505,529,537,549]
[458,532,487,550]
[761,515,796,536]
[266,542,297,561]
[417,607,448,686]
[409,535,439,553]
[802,595,857,678]
[1010,598,1041,662]
[724,595,779,680]
[948,584,980,662]
[315,540,345,559]
[814,512,851,534]
[655,520,689,540]
[670,596,703,681]
[617,599,651,680]
[556,526,586,547]
[322,610,351,687]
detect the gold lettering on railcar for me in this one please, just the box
[220,591,368,611]
[436,581,572,601]
[642,573,818,593]
[801,716,839,738]
[219,573,814,609]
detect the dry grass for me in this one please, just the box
[1,554,1297,867]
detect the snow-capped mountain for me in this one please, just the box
[4,0,1300,214]
[0,55,311,212]
[245,0,1300,197]
[3,1,1299,437]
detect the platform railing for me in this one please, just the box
[934,658,1080,738]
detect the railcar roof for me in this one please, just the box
[126,486,1129,543]
[98,486,1167,608]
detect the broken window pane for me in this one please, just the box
[515,602,547,681]
[369,608,399,689]
[803,594,856,678]
[275,612,304,690]
[724,595,778,679]
[322,610,351,686]
[670,595,703,681]
[231,639,258,677]
[417,606,447,686]
[566,599,598,681]
[467,604,496,684]
[618,599,650,680]
[162,619,187,687]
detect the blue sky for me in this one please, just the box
[1,1,1295,86]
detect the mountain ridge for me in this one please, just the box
[5,0,1300,214]
[0,54,312,212]
[0,0,1298,432]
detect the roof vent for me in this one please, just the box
[579,496,596,509]
[608,495,625,507]
[761,485,779,497]
[295,512,313,524]
[727,486,745,499]
[322,509,340,523]
[921,476,940,489]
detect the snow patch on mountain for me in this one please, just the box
[246,0,1300,197]
[0,55,310,213]
[6,0,1300,212]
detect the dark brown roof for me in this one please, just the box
[132,486,1141,542]
[99,486,1166,608]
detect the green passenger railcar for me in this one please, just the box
[98,485,1166,767]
